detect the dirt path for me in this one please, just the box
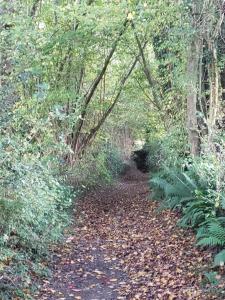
[35,167,217,300]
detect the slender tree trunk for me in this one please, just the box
[71,19,128,156]
[208,41,220,145]
[76,53,140,157]
[131,21,161,110]
[186,38,202,156]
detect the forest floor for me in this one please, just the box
[34,166,220,300]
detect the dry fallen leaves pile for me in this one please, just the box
[34,167,221,299]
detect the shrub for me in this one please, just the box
[150,150,225,266]
[159,125,188,168]
[66,142,124,189]
[143,141,160,172]
[0,136,74,298]
[104,143,124,178]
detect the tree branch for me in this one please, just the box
[131,21,162,110]
[77,47,144,156]
[71,19,129,152]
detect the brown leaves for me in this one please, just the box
[34,169,217,299]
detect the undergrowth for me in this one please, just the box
[149,131,225,289]
[0,131,123,299]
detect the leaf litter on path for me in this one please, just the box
[34,167,220,299]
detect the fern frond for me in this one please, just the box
[167,196,181,209]
[214,249,225,266]
[208,223,225,240]
[182,172,197,189]
[150,177,176,198]
[197,236,225,247]
[197,226,208,238]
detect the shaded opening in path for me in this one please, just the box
[131,148,149,173]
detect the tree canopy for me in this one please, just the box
[1,0,225,298]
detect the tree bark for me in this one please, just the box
[208,41,220,144]
[186,38,202,156]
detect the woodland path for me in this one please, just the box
[35,166,217,300]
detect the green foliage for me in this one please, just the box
[197,218,225,266]
[197,219,225,247]
[151,170,216,229]
[214,250,225,267]
[145,140,162,172]
[150,168,196,210]
[159,126,189,168]
[203,271,221,285]
[104,143,124,178]
[1,0,224,296]
[0,131,74,298]
[66,141,123,189]
[150,150,225,270]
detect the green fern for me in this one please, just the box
[182,172,197,189]
[209,223,225,239]
[150,169,196,210]
[204,271,220,285]
[151,162,225,269]
[197,236,225,247]
[150,177,174,197]
[214,249,225,266]
[150,167,218,228]
[197,221,225,248]
[179,200,215,228]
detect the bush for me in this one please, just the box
[0,137,74,298]
[104,143,124,178]
[66,142,124,189]
[0,131,123,299]
[150,149,225,267]
[146,140,161,172]
[158,125,188,168]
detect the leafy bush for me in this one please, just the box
[104,143,124,178]
[66,142,124,189]
[150,150,225,266]
[0,136,74,298]
[159,126,188,168]
[0,131,123,299]
[144,140,161,172]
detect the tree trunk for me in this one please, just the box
[208,41,220,145]
[186,38,202,156]
[71,19,128,156]
[76,53,140,157]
